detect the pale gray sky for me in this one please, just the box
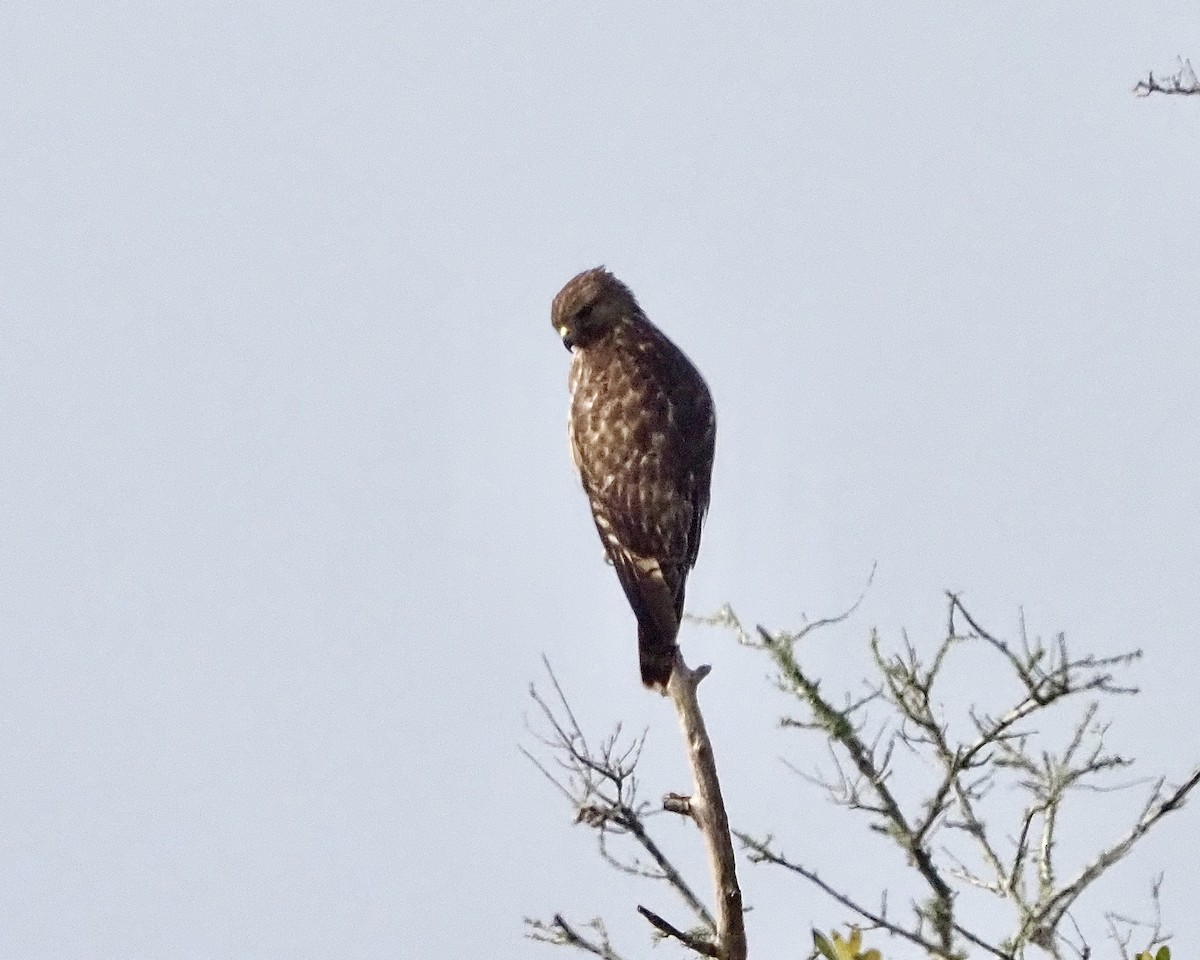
[3,3,1198,958]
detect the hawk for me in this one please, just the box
[552,267,716,691]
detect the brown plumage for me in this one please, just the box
[552,267,716,691]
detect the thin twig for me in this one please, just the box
[1033,768,1200,931]
[526,915,630,960]
[760,623,957,953]
[737,832,973,959]
[523,661,716,931]
[637,904,720,957]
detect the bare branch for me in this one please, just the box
[702,563,875,652]
[737,831,989,960]
[637,904,720,957]
[523,661,716,932]
[743,594,1190,956]
[533,595,1198,960]
[948,595,1140,702]
[951,921,1015,960]
[1134,57,1200,96]
[1104,873,1171,960]
[1033,767,1200,931]
[526,915,630,960]
[787,564,875,645]
[667,652,747,960]
[758,622,957,953]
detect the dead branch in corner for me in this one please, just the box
[1134,57,1200,96]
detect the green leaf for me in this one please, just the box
[813,930,838,960]
[1155,947,1171,960]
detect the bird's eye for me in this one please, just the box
[575,304,595,324]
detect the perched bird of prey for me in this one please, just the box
[552,267,716,691]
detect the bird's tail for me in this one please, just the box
[638,622,678,693]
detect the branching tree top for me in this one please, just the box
[525,593,1199,960]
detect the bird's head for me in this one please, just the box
[551,266,641,351]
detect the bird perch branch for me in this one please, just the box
[524,651,745,959]
[667,651,747,960]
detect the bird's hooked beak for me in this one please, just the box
[557,324,576,351]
